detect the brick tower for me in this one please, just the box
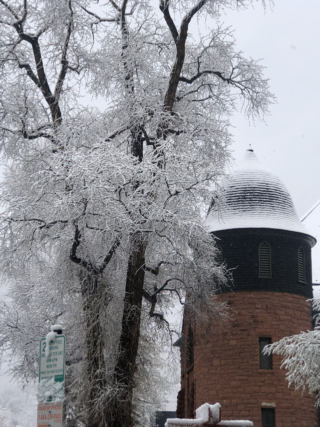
[177,149,319,427]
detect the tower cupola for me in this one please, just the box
[206,148,314,239]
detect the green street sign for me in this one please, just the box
[39,335,65,383]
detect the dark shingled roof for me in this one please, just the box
[206,149,313,238]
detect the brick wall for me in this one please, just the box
[180,291,319,427]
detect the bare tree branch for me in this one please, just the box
[105,125,129,142]
[153,277,185,297]
[18,62,41,88]
[121,0,129,25]
[80,5,118,22]
[54,0,74,103]
[181,0,207,25]
[16,0,27,26]
[5,1,62,126]
[0,0,19,20]
[162,0,209,112]
[6,217,68,228]
[144,260,167,276]
[159,0,178,45]
[70,225,90,269]
[109,0,121,12]
[179,69,231,84]
[98,237,121,272]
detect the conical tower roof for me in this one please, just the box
[206,149,314,240]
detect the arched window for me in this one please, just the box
[298,247,307,283]
[259,242,272,278]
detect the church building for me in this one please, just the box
[176,148,319,426]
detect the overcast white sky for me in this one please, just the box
[1,0,320,419]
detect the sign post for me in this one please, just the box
[39,335,65,384]
[37,402,63,427]
[37,326,65,427]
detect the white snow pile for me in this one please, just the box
[217,422,253,426]
[45,331,57,357]
[165,419,204,426]
[45,325,63,357]
[37,378,64,403]
[165,403,253,427]
[196,403,221,425]
[205,149,312,237]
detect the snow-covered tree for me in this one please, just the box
[265,299,320,406]
[0,385,37,427]
[0,0,274,426]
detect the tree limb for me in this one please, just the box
[121,0,129,26]
[16,0,27,26]
[80,5,118,22]
[141,126,155,147]
[21,130,55,141]
[162,0,209,112]
[6,218,68,227]
[165,288,185,305]
[142,289,154,304]
[105,125,129,142]
[109,0,121,12]
[0,0,19,20]
[18,62,41,88]
[54,0,74,103]
[152,277,185,297]
[181,0,207,26]
[70,225,90,269]
[8,2,62,126]
[159,0,178,45]
[179,69,230,84]
[98,237,121,272]
[144,260,167,276]
[2,122,55,142]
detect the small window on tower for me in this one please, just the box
[259,242,272,278]
[261,408,275,427]
[259,337,272,369]
[298,247,307,284]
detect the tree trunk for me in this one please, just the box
[105,234,146,427]
[81,270,108,427]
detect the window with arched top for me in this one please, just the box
[298,247,307,283]
[259,242,272,278]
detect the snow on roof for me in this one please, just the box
[217,421,253,426]
[205,149,314,240]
